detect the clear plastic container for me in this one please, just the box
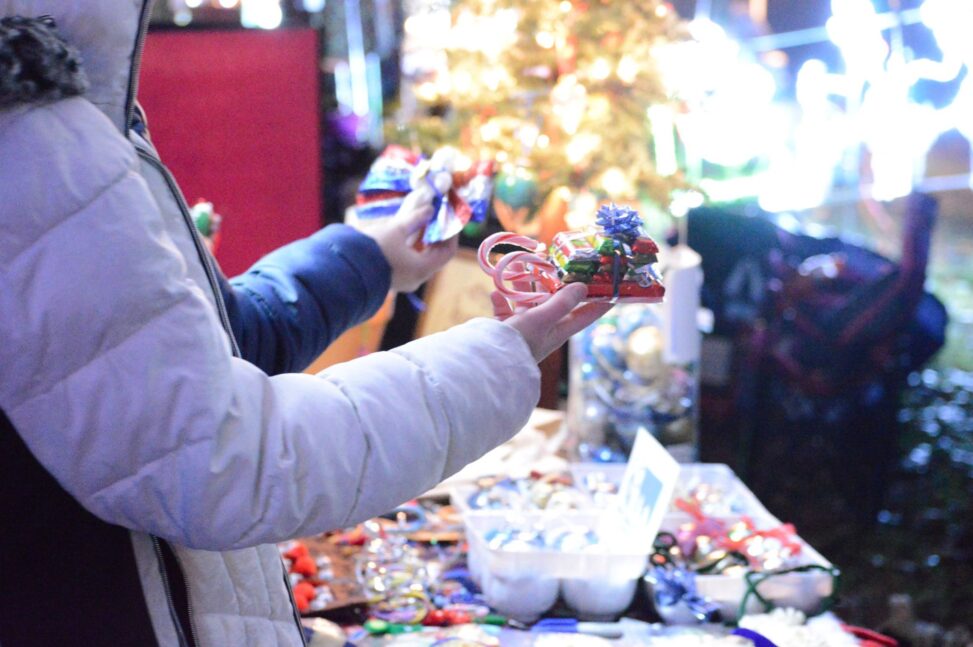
[649,509,836,621]
[566,304,700,463]
[458,464,835,623]
[463,510,650,622]
[566,462,775,518]
[450,476,598,518]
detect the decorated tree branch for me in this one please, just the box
[391,0,689,243]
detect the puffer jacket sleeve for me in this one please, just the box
[0,99,540,551]
[219,224,392,375]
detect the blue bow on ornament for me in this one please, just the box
[646,565,721,624]
[595,203,645,243]
[595,203,644,298]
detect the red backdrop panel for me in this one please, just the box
[139,29,322,277]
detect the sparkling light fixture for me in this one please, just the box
[241,0,282,29]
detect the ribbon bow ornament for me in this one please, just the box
[646,564,722,624]
[356,145,493,244]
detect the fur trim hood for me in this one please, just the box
[0,16,88,108]
[0,0,151,132]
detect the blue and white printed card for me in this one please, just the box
[612,429,681,548]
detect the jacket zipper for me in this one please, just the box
[135,148,307,647]
[151,536,193,647]
[127,5,234,351]
[128,6,238,354]
[128,9,307,642]
[126,10,207,644]
[125,0,153,136]
[135,148,241,357]
[282,559,310,647]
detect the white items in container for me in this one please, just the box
[452,462,771,518]
[456,456,836,624]
[464,511,652,622]
[463,430,680,622]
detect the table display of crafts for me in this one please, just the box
[279,464,862,647]
[455,463,838,626]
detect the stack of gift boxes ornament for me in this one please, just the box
[549,204,664,302]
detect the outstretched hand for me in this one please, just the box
[492,283,614,362]
[356,191,458,293]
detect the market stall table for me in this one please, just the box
[281,438,888,646]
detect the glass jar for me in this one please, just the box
[567,303,699,463]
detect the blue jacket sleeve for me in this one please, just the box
[219,223,391,375]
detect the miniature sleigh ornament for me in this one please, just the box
[479,204,665,311]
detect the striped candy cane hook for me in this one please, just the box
[478,232,562,311]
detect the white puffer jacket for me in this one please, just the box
[0,2,539,645]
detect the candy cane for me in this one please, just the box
[478,232,562,309]
[477,232,545,272]
[493,251,559,308]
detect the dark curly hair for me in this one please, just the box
[0,15,87,108]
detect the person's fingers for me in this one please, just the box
[399,185,434,212]
[491,291,514,320]
[428,233,459,256]
[444,233,460,252]
[442,234,460,260]
[519,282,587,328]
[412,233,457,275]
[551,301,614,341]
[504,285,613,361]
[430,236,458,266]
[395,202,435,236]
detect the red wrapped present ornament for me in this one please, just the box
[479,204,665,310]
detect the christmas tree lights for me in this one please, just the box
[393,0,689,240]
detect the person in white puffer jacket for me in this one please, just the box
[0,5,611,646]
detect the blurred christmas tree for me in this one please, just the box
[391,0,689,242]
